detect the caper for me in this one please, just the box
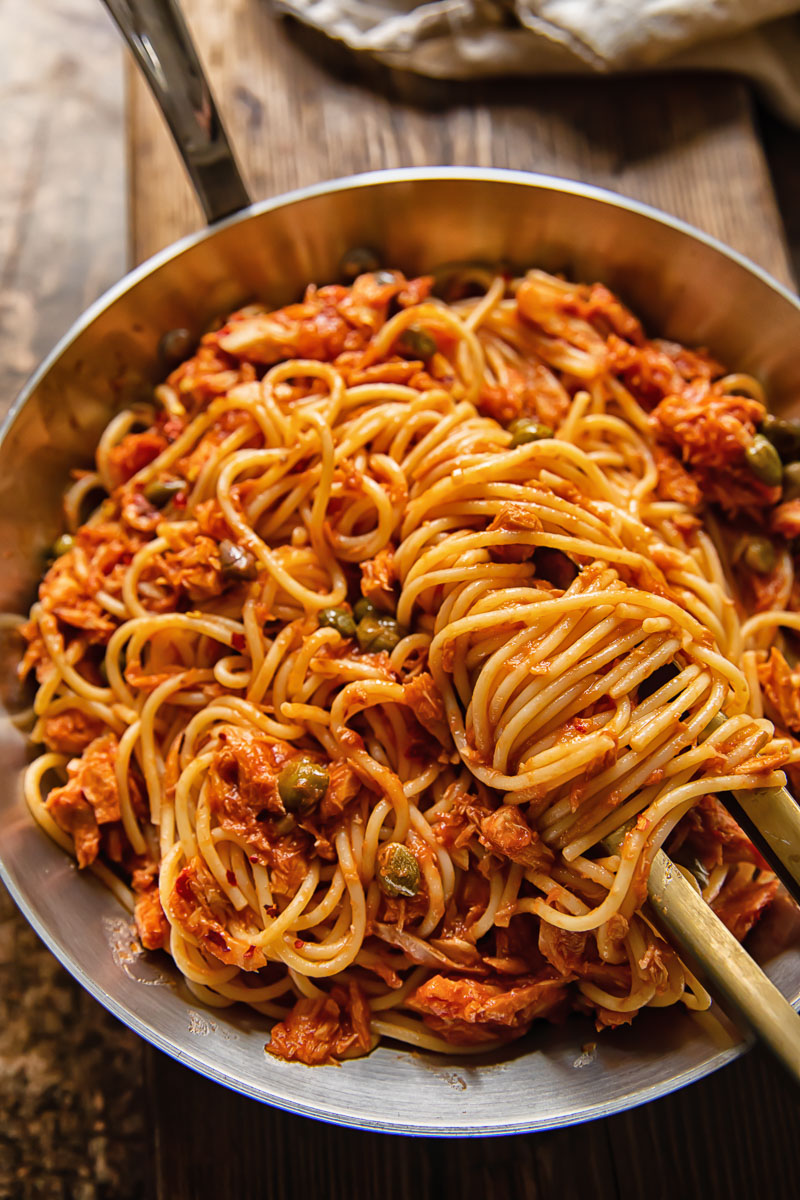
[356,614,405,654]
[277,757,329,815]
[783,461,800,502]
[158,327,194,366]
[317,607,357,638]
[397,327,437,360]
[339,246,381,281]
[761,413,800,462]
[143,478,185,508]
[377,842,421,899]
[741,535,776,575]
[745,435,783,487]
[219,539,258,582]
[508,418,553,448]
[353,597,378,623]
[52,532,75,558]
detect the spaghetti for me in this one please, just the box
[18,265,800,1063]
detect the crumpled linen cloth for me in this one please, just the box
[274,0,800,124]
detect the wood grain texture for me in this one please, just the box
[759,105,800,285]
[128,2,793,288]
[0,3,150,1198]
[0,0,127,412]
[126,3,800,1197]
[147,1035,800,1200]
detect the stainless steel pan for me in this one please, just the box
[2,0,800,1135]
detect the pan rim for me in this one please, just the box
[0,852,753,1134]
[4,165,799,448]
[1,165,797,1134]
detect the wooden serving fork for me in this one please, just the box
[603,762,800,1083]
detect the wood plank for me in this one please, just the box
[126,4,799,1198]
[759,105,800,284]
[0,3,151,1198]
[146,1050,440,1200]
[607,1043,800,1200]
[148,1035,800,1200]
[147,1043,618,1200]
[128,6,793,289]
[0,0,127,412]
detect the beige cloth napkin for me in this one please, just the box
[274,0,800,123]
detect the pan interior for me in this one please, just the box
[2,170,799,1134]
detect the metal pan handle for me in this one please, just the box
[101,0,252,223]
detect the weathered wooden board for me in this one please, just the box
[3,1,785,1197]
[128,4,793,288]
[0,3,150,1197]
[4,0,798,1196]
[126,5,800,1198]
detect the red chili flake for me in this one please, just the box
[244,945,255,959]
[226,869,236,885]
[249,855,259,864]
[174,871,193,901]
[173,491,188,509]
[294,939,304,950]
[206,929,227,949]
[231,633,246,652]
[265,905,278,918]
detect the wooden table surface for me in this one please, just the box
[3,1,800,1196]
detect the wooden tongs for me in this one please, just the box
[604,767,800,1083]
